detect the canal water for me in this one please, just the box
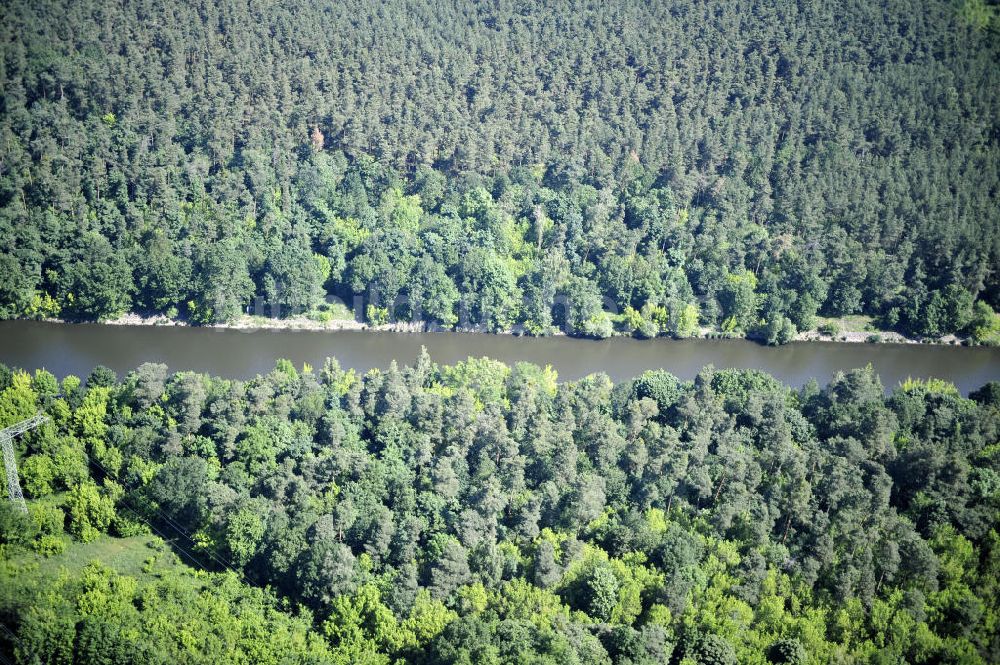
[1,321,998,394]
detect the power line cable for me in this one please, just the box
[0,620,25,665]
[84,452,244,571]
[81,452,252,582]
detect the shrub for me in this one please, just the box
[818,322,839,337]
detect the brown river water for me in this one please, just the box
[1,320,998,394]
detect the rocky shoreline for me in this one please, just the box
[27,313,972,347]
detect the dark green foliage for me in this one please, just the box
[85,365,117,389]
[427,613,605,664]
[297,518,358,608]
[970,381,1000,408]
[628,370,683,418]
[144,456,209,527]
[0,0,997,336]
[768,638,808,664]
[688,634,738,665]
[61,235,135,320]
[565,562,621,622]
[762,312,797,346]
[0,502,35,546]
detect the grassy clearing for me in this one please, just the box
[810,314,877,335]
[307,299,357,322]
[0,533,220,645]
[4,534,178,582]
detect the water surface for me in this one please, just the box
[1,321,998,394]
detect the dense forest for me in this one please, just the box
[1,0,1000,341]
[1,355,999,663]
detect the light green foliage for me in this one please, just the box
[645,507,668,534]
[710,368,787,409]
[622,306,644,333]
[66,481,118,543]
[675,303,700,338]
[642,303,671,332]
[818,321,840,337]
[31,370,59,399]
[321,358,358,396]
[2,357,999,664]
[0,371,37,428]
[6,559,345,664]
[899,376,960,398]
[404,590,458,644]
[224,503,266,567]
[931,526,975,586]
[28,501,64,538]
[322,583,456,659]
[719,271,759,332]
[308,299,355,323]
[763,312,797,345]
[32,533,67,556]
[970,301,1000,344]
[581,312,614,339]
[507,362,558,399]
[74,386,109,442]
[61,375,81,398]
[333,216,371,252]
[235,416,311,474]
[50,439,90,489]
[322,585,396,661]
[455,582,489,614]
[559,546,663,625]
[21,454,55,497]
[73,384,121,474]
[366,304,389,326]
[440,356,511,407]
[959,0,998,29]
[381,187,423,234]
[23,291,62,319]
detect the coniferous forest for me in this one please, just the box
[1,357,999,663]
[2,0,1000,663]
[1,0,999,340]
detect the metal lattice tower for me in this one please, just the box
[1,414,46,514]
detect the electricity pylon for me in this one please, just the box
[1,414,46,513]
